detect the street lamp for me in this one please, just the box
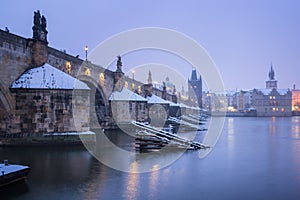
[84,45,88,61]
[132,70,135,80]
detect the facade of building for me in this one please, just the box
[252,65,292,116]
[292,86,300,115]
[237,90,253,111]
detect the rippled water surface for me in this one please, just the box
[1,117,300,200]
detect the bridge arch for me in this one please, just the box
[77,75,109,128]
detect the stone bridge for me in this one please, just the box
[0,14,177,134]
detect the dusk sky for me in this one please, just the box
[1,0,300,91]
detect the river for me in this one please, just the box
[1,117,300,200]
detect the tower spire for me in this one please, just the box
[147,70,152,84]
[269,63,275,80]
[266,63,277,89]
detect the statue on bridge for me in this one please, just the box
[32,10,48,42]
[116,55,123,72]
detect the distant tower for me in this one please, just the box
[266,64,277,89]
[147,70,152,84]
[188,69,202,107]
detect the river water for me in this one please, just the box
[1,117,300,200]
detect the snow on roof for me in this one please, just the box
[166,100,180,107]
[11,63,90,90]
[109,87,147,101]
[256,89,290,95]
[147,94,170,104]
[179,103,189,108]
[0,163,29,175]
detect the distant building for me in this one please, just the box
[237,90,253,111]
[292,85,300,115]
[252,65,292,116]
[226,91,238,111]
[188,69,202,108]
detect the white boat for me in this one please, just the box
[0,160,30,187]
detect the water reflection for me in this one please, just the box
[2,117,300,199]
[269,116,276,135]
[126,161,140,200]
[80,159,107,200]
[292,116,300,139]
[227,118,235,159]
[148,164,160,198]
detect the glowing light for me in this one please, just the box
[65,61,71,74]
[228,106,237,112]
[85,68,91,76]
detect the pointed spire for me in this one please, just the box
[268,63,275,80]
[147,70,152,84]
[190,69,197,80]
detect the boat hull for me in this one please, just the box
[0,163,30,187]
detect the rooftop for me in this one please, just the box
[109,87,147,101]
[11,63,90,90]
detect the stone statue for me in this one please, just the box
[34,10,41,27]
[32,10,47,42]
[117,55,122,67]
[41,15,47,31]
[116,55,123,72]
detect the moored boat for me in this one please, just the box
[0,160,30,187]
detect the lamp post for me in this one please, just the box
[84,45,88,61]
[132,70,135,80]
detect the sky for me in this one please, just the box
[1,0,300,91]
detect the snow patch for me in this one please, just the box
[109,87,147,101]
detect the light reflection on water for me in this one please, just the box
[227,117,235,160]
[1,117,300,199]
[269,116,277,135]
[126,162,139,200]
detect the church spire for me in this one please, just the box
[147,70,152,84]
[269,63,275,80]
[266,63,277,89]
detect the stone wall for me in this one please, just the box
[10,89,90,134]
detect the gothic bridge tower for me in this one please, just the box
[188,69,202,108]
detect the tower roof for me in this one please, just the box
[190,69,197,80]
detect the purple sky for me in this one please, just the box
[1,0,300,90]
